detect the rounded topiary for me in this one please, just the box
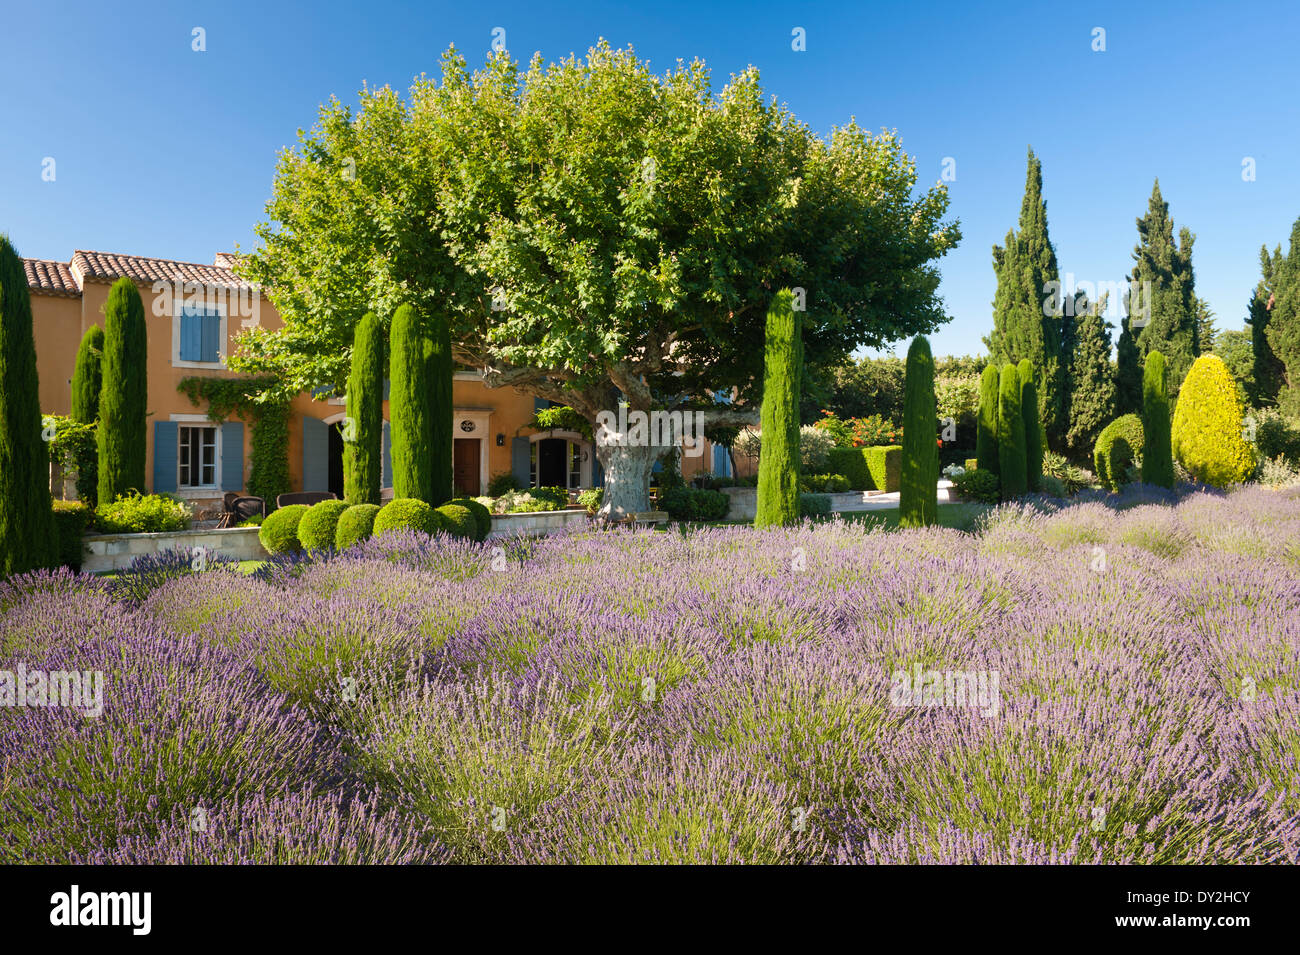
[1171,354,1257,487]
[335,503,381,550]
[373,497,442,537]
[436,503,477,539]
[448,497,491,542]
[259,504,310,555]
[297,499,351,553]
[1093,414,1144,491]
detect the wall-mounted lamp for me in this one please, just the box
[496,433,505,446]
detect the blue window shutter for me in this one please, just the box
[152,421,178,493]
[222,422,244,491]
[381,420,392,489]
[201,312,221,362]
[593,455,604,488]
[534,397,546,412]
[383,378,391,401]
[511,437,530,486]
[179,310,200,361]
[302,416,329,492]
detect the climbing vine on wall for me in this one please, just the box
[178,375,290,505]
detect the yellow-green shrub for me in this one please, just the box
[1171,355,1256,487]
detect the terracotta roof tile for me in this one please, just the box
[71,250,255,290]
[22,258,81,297]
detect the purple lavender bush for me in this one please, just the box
[2,487,1297,863]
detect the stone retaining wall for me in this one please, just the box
[82,527,268,573]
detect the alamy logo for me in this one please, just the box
[594,406,706,458]
[50,885,151,935]
[0,664,102,717]
[150,274,262,329]
[889,665,1000,717]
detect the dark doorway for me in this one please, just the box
[453,438,481,497]
[327,423,345,498]
[537,438,566,488]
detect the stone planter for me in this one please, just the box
[488,508,590,539]
[81,526,268,573]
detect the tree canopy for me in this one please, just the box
[233,43,959,428]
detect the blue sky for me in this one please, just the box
[2,0,1297,358]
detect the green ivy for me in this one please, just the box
[529,405,593,441]
[178,375,290,505]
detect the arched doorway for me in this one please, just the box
[528,430,592,489]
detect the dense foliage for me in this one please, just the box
[996,364,1026,500]
[344,312,385,505]
[755,291,802,528]
[1094,414,1145,492]
[899,335,938,527]
[95,492,192,535]
[335,503,381,550]
[1171,355,1257,487]
[259,504,310,555]
[298,499,351,553]
[97,278,148,505]
[1141,351,1175,489]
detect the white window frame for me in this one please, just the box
[170,413,224,497]
[170,296,228,369]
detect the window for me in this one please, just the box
[568,442,581,489]
[177,303,222,364]
[529,441,538,487]
[179,425,217,488]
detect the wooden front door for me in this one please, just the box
[453,439,480,497]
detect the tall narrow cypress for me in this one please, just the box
[1141,349,1174,488]
[344,312,384,504]
[0,234,55,574]
[97,277,148,504]
[70,324,104,505]
[899,335,938,527]
[428,305,454,504]
[389,303,433,501]
[755,289,801,528]
[1017,358,1043,492]
[976,364,1000,479]
[996,363,1027,500]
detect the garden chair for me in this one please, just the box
[229,496,266,525]
[215,492,243,528]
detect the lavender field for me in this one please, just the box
[3,485,1299,864]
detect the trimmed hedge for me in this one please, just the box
[297,499,351,553]
[1093,414,1144,492]
[976,364,1001,477]
[52,500,93,570]
[800,473,851,493]
[259,504,310,555]
[436,503,477,539]
[335,503,381,550]
[660,486,730,522]
[95,492,191,534]
[951,468,999,504]
[1018,359,1043,492]
[864,445,902,492]
[798,493,832,518]
[448,497,492,541]
[373,498,446,537]
[826,447,870,490]
[1171,354,1257,487]
[899,334,939,527]
[755,289,802,528]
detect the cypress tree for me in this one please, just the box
[343,312,384,504]
[755,289,801,528]
[0,234,55,574]
[428,305,454,504]
[899,335,938,527]
[1115,313,1143,415]
[71,324,104,422]
[70,324,104,505]
[389,303,433,501]
[1247,252,1286,407]
[986,148,1066,450]
[1263,218,1300,414]
[1126,180,1200,398]
[1066,301,1117,456]
[1141,349,1174,488]
[996,363,1027,500]
[1018,358,1043,492]
[976,363,1000,478]
[97,277,147,504]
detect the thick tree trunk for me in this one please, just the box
[595,441,659,520]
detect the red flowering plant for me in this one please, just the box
[814,411,901,448]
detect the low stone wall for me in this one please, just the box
[487,508,590,539]
[82,527,268,573]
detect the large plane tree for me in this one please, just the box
[233,44,959,517]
